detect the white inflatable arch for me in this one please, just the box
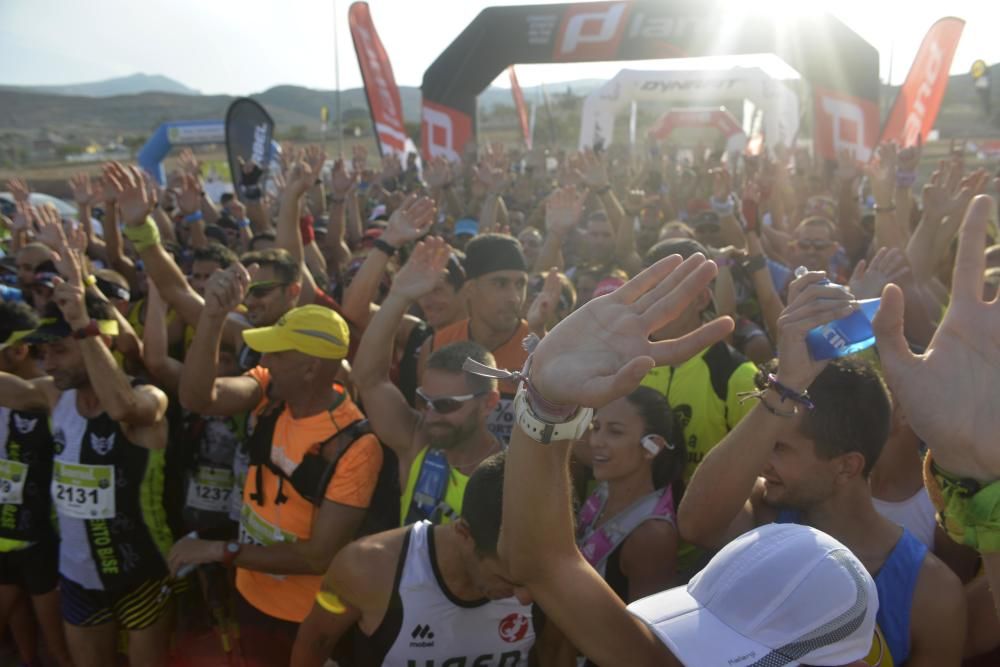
[579,67,799,152]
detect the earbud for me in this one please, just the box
[641,435,661,455]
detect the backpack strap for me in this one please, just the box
[245,399,285,506]
[288,419,373,507]
[577,486,677,574]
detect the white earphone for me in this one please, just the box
[641,434,675,455]
[641,435,661,455]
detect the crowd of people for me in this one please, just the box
[0,134,997,667]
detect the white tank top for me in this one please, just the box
[873,488,937,549]
[374,520,535,666]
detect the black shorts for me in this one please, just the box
[0,538,59,596]
[60,575,178,630]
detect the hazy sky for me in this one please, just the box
[1,0,998,94]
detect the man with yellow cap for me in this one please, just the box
[169,263,383,666]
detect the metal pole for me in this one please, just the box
[333,0,344,155]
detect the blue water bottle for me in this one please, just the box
[796,267,881,361]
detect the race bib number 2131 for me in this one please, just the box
[52,462,115,519]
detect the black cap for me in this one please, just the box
[463,234,527,280]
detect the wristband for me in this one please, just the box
[925,454,1000,553]
[182,210,204,224]
[72,320,101,340]
[714,257,734,268]
[872,204,896,213]
[122,217,161,252]
[84,274,98,287]
[373,239,397,257]
[236,218,251,229]
[740,254,767,274]
[895,170,917,188]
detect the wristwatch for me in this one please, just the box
[740,254,767,274]
[72,320,101,339]
[221,541,242,568]
[513,384,593,445]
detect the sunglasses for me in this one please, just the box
[246,280,290,299]
[795,239,833,251]
[415,387,486,414]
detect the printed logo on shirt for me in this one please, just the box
[12,414,37,434]
[90,432,115,456]
[498,612,530,643]
[409,623,435,648]
[53,429,66,455]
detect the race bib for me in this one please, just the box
[186,465,234,513]
[0,460,28,505]
[486,397,515,445]
[238,504,296,581]
[52,461,115,519]
[238,503,297,548]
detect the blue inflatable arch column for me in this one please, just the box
[137,120,281,185]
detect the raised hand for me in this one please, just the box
[380,154,402,184]
[203,263,251,318]
[351,144,368,173]
[328,159,356,198]
[834,148,860,185]
[104,162,154,226]
[623,189,646,214]
[773,272,860,392]
[529,254,734,408]
[710,167,733,201]
[388,236,451,301]
[32,204,68,254]
[175,172,202,215]
[526,269,562,336]
[284,158,317,199]
[573,149,609,189]
[383,195,436,247]
[849,247,909,300]
[5,178,30,205]
[544,186,585,238]
[304,145,327,181]
[874,195,1000,482]
[424,157,453,189]
[865,142,898,205]
[178,148,201,176]
[68,173,94,206]
[473,161,508,194]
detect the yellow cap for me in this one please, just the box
[241,305,350,360]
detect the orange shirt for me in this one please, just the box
[429,319,530,443]
[236,366,383,622]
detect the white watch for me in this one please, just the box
[513,383,593,444]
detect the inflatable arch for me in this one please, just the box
[578,67,800,152]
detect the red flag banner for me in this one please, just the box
[348,2,407,156]
[508,66,532,150]
[879,17,965,148]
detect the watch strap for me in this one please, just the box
[513,384,593,444]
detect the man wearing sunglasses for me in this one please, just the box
[419,234,530,445]
[355,238,503,527]
[786,217,840,276]
[172,265,383,665]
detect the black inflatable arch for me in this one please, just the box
[421,1,879,162]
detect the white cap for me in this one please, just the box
[627,523,878,667]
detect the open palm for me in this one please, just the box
[530,255,734,408]
[874,195,1000,481]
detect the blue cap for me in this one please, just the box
[454,218,479,238]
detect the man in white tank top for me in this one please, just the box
[292,452,560,666]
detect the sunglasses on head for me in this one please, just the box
[415,387,486,414]
[795,239,833,251]
[246,280,290,299]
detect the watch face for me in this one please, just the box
[227,542,240,554]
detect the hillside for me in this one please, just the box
[0,73,199,97]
